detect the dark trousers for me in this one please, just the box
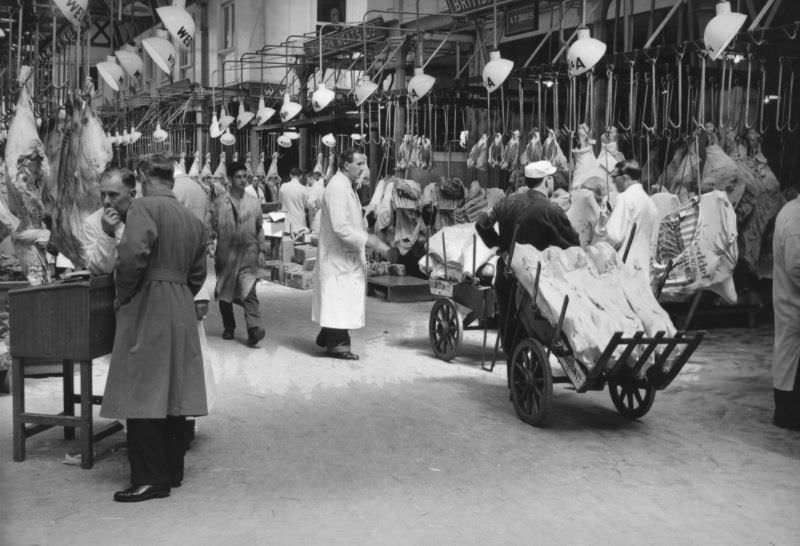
[315,327,351,353]
[774,357,800,428]
[126,416,187,486]
[219,285,260,332]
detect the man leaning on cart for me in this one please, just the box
[475,160,580,366]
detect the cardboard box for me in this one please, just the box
[285,270,314,290]
[293,245,318,265]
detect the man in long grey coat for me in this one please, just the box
[101,155,208,502]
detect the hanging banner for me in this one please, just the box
[445,0,518,15]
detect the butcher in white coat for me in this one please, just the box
[312,148,390,359]
[597,160,658,286]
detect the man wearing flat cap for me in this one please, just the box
[476,160,579,364]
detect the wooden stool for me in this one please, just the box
[9,276,121,469]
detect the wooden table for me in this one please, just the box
[9,276,122,469]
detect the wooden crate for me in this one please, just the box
[9,275,115,361]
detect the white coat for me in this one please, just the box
[312,171,368,330]
[772,197,800,390]
[605,182,658,282]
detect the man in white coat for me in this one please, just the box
[772,193,800,430]
[312,148,390,360]
[278,168,310,236]
[597,160,658,285]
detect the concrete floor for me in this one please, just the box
[0,281,798,545]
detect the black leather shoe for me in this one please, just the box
[327,351,359,360]
[247,327,266,347]
[113,484,171,503]
[222,329,235,340]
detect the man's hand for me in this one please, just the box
[101,208,122,237]
[195,300,209,321]
[366,234,391,259]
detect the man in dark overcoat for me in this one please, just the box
[100,154,208,502]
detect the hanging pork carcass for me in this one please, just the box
[49,89,112,269]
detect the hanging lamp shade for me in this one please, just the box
[96,56,124,92]
[567,27,607,76]
[482,51,514,92]
[284,130,300,140]
[277,134,293,148]
[53,0,88,27]
[153,123,168,143]
[322,133,337,148]
[236,100,255,129]
[280,93,302,122]
[311,83,335,112]
[110,131,121,146]
[704,1,747,61]
[354,77,378,106]
[142,30,176,76]
[156,0,195,50]
[255,95,276,125]
[407,67,435,103]
[115,44,144,78]
[218,105,234,130]
[129,124,142,143]
[220,128,236,147]
[209,111,222,138]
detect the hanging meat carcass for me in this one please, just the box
[3,66,50,232]
[501,129,520,171]
[419,136,433,170]
[466,134,488,169]
[42,104,69,207]
[542,129,569,171]
[519,128,543,166]
[396,134,414,170]
[50,89,112,269]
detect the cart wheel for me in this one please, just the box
[510,338,552,427]
[429,298,463,361]
[608,379,656,419]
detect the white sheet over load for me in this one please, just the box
[419,223,497,282]
[510,242,676,371]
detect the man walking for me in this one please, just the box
[211,161,267,347]
[312,147,390,359]
[100,155,208,502]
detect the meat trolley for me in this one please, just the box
[501,259,704,427]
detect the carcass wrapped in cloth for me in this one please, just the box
[419,223,497,283]
[510,242,676,372]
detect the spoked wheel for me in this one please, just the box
[608,378,656,419]
[510,338,552,427]
[428,298,463,361]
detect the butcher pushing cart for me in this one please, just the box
[497,238,705,427]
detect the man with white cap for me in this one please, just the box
[476,160,579,364]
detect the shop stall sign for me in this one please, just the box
[429,279,454,298]
[505,3,539,36]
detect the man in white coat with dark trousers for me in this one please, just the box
[312,147,390,360]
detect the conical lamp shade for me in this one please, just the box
[567,27,606,76]
[142,31,176,75]
[236,101,255,129]
[312,83,335,112]
[156,1,195,50]
[54,0,88,27]
[96,56,125,92]
[218,105,234,130]
[322,133,336,148]
[255,95,275,125]
[354,77,378,106]
[153,123,168,143]
[482,51,514,92]
[408,67,435,103]
[284,130,300,140]
[129,124,142,143]
[280,93,302,122]
[277,135,292,148]
[704,1,747,61]
[209,112,221,138]
[220,128,236,146]
[115,44,144,78]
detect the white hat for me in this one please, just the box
[524,160,556,179]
